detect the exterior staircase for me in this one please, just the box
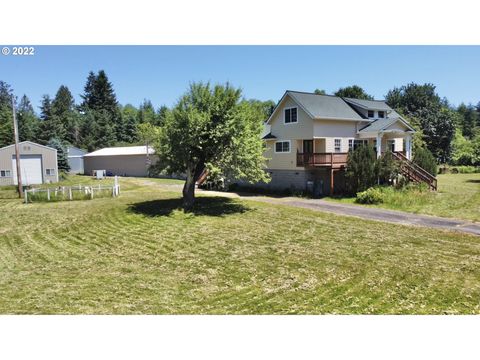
[392,152,437,190]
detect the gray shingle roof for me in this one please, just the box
[343,98,393,111]
[262,132,277,140]
[359,117,415,133]
[286,91,364,121]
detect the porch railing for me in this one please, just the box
[296,152,348,167]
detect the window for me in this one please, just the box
[368,110,375,118]
[0,170,11,177]
[334,139,341,152]
[275,141,290,153]
[46,168,55,176]
[378,111,385,118]
[350,139,368,151]
[284,107,298,124]
[387,139,395,152]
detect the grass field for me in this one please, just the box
[1,175,479,314]
[325,173,480,222]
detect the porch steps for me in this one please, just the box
[392,152,437,191]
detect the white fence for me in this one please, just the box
[25,176,120,203]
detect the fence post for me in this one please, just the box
[47,188,50,201]
[24,189,28,204]
[91,187,94,200]
[69,188,72,200]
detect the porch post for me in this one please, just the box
[405,134,412,160]
[376,133,383,159]
[330,168,334,196]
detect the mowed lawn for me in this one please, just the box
[1,176,480,314]
[325,173,480,223]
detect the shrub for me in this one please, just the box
[413,147,438,176]
[345,145,377,194]
[355,187,384,204]
[377,150,400,185]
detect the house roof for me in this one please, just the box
[343,98,393,111]
[84,145,155,157]
[0,140,57,152]
[358,117,415,133]
[287,91,365,121]
[262,132,277,140]
[266,91,365,123]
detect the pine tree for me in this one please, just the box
[52,85,81,145]
[47,137,70,172]
[121,104,139,143]
[17,95,39,142]
[0,81,14,147]
[38,94,66,144]
[80,70,122,146]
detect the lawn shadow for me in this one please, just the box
[466,179,480,183]
[128,196,250,217]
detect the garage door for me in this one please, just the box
[12,155,43,185]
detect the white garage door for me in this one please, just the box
[12,155,43,185]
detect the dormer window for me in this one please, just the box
[284,107,298,124]
[368,110,375,118]
[378,111,385,118]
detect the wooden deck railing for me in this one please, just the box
[296,152,348,167]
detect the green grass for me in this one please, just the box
[1,177,480,314]
[325,173,480,222]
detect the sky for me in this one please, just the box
[1,46,479,112]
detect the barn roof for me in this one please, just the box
[84,146,155,157]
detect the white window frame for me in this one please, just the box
[274,140,291,153]
[284,107,298,124]
[348,139,354,151]
[0,169,12,177]
[334,139,342,153]
[46,168,56,176]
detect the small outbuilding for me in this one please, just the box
[83,145,156,177]
[0,141,58,186]
[67,146,87,174]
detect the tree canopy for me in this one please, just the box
[153,82,269,210]
[334,85,373,100]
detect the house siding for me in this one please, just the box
[84,154,159,177]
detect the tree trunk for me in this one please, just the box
[182,166,196,211]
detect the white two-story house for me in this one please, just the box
[258,90,418,195]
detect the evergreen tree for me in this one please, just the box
[156,105,168,126]
[38,95,66,144]
[52,85,80,144]
[17,95,39,142]
[121,104,139,143]
[314,89,327,95]
[47,137,70,172]
[137,99,157,125]
[0,81,14,147]
[80,70,122,146]
[345,145,378,194]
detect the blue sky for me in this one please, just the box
[1,46,479,112]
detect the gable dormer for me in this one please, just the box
[343,98,393,121]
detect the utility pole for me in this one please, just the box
[12,97,23,198]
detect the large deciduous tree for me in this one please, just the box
[153,82,269,210]
[334,85,374,100]
[385,83,455,163]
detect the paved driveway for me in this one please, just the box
[197,189,480,236]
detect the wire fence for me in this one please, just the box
[24,177,120,204]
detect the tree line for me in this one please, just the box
[1,73,479,170]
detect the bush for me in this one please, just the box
[413,147,438,176]
[345,145,377,194]
[355,187,384,204]
[377,150,400,185]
